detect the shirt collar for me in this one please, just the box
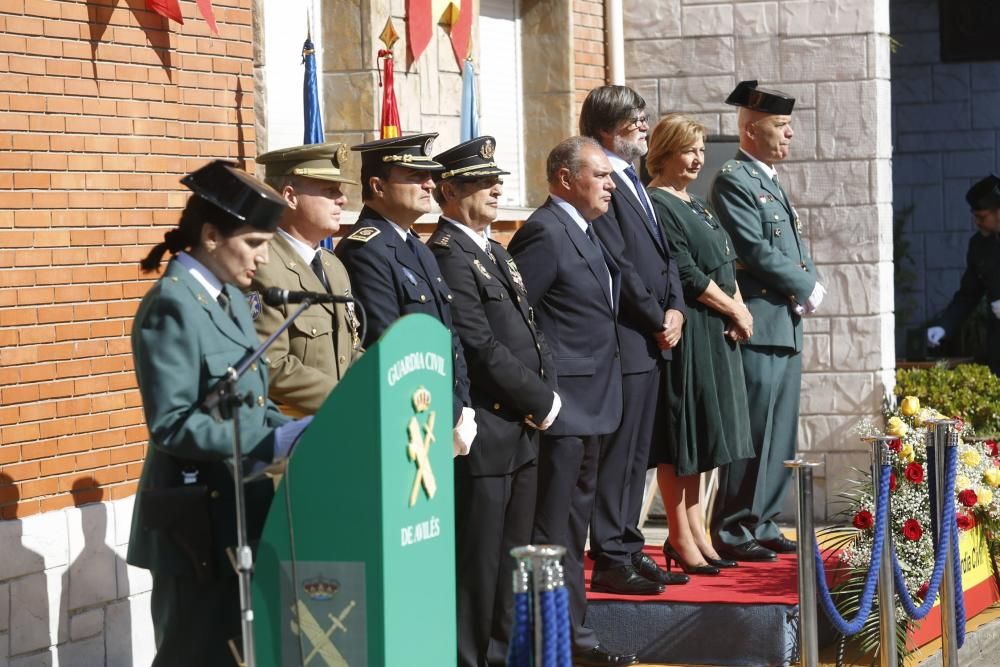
[175,251,223,299]
[550,194,590,235]
[739,148,777,180]
[277,227,320,265]
[384,218,409,241]
[442,216,489,252]
[603,148,632,175]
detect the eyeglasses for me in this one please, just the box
[624,115,649,130]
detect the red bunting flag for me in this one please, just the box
[447,0,473,68]
[146,0,183,24]
[196,0,219,34]
[379,50,401,139]
[406,0,433,63]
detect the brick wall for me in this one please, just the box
[573,0,606,109]
[0,0,258,519]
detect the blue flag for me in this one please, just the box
[460,58,479,142]
[303,37,324,145]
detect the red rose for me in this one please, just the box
[904,462,924,484]
[956,512,976,531]
[853,509,874,530]
[987,440,999,457]
[888,438,902,453]
[959,489,978,507]
[902,519,923,541]
[917,582,930,599]
[889,471,897,492]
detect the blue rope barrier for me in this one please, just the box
[540,588,558,667]
[892,453,953,619]
[507,590,532,667]
[554,586,572,666]
[814,463,891,635]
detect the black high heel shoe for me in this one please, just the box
[704,555,738,568]
[663,543,720,575]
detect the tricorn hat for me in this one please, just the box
[352,132,444,172]
[725,80,795,115]
[255,142,357,185]
[180,160,287,232]
[433,136,510,181]
[966,174,1000,210]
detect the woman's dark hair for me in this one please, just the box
[139,196,234,273]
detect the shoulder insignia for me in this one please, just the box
[473,258,492,280]
[346,227,381,243]
[433,233,451,248]
[247,291,262,320]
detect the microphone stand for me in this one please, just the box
[200,298,316,667]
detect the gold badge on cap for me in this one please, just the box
[480,139,495,160]
[335,144,349,167]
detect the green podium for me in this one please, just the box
[253,314,456,666]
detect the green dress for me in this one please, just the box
[648,188,753,476]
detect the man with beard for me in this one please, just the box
[428,136,560,666]
[250,142,362,417]
[508,136,637,666]
[709,80,824,562]
[335,133,476,451]
[927,174,1000,376]
[580,85,688,594]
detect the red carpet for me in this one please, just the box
[585,545,800,605]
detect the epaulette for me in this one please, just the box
[345,227,381,243]
[432,233,451,248]
[719,160,739,175]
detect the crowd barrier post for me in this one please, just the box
[927,419,960,666]
[784,458,823,667]
[863,435,898,667]
[509,544,569,666]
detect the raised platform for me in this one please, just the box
[584,548,804,666]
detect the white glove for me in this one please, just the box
[991,299,1000,319]
[927,326,946,347]
[453,407,477,457]
[526,393,562,431]
[793,303,806,316]
[805,282,826,314]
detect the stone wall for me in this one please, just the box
[623,0,897,516]
[890,0,1000,344]
[0,495,153,665]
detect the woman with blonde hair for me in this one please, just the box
[646,114,754,574]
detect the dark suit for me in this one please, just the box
[709,151,818,547]
[589,166,686,569]
[335,206,471,422]
[938,232,1000,376]
[128,259,290,665]
[429,219,556,667]
[508,198,622,652]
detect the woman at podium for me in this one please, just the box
[126,161,311,666]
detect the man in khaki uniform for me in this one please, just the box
[250,142,362,417]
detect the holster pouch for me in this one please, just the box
[139,485,217,582]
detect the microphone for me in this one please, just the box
[263,287,354,306]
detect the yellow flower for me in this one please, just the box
[960,448,981,467]
[899,443,915,463]
[977,487,993,506]
[957,475,971,490]
[900,396,920,416]
[886,417,908,437]
[984,468,1000,488]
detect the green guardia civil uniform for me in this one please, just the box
[709,150,817,547]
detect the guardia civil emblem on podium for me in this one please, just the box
[407,386,437,507]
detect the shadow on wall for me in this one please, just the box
[87,0,174,78]
[58,477,133,667]
[1,471,52,664]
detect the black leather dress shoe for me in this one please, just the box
[590,564,664,595]
[633,551,690,585]
[758,534,797,553]
[716,540,778,562]
[573,644,639,666]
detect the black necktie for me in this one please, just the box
[216,288,239,326]
[310,252,330,293]
[624,165,663,244]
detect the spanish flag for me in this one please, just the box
[378,50,401,139]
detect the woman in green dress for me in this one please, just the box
[646,114,755,574]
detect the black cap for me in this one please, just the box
[351,132,443,172]
[966,175,1000,210]
[180,160,287,232]
[433,136,510,181]
[725,80,795,115]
